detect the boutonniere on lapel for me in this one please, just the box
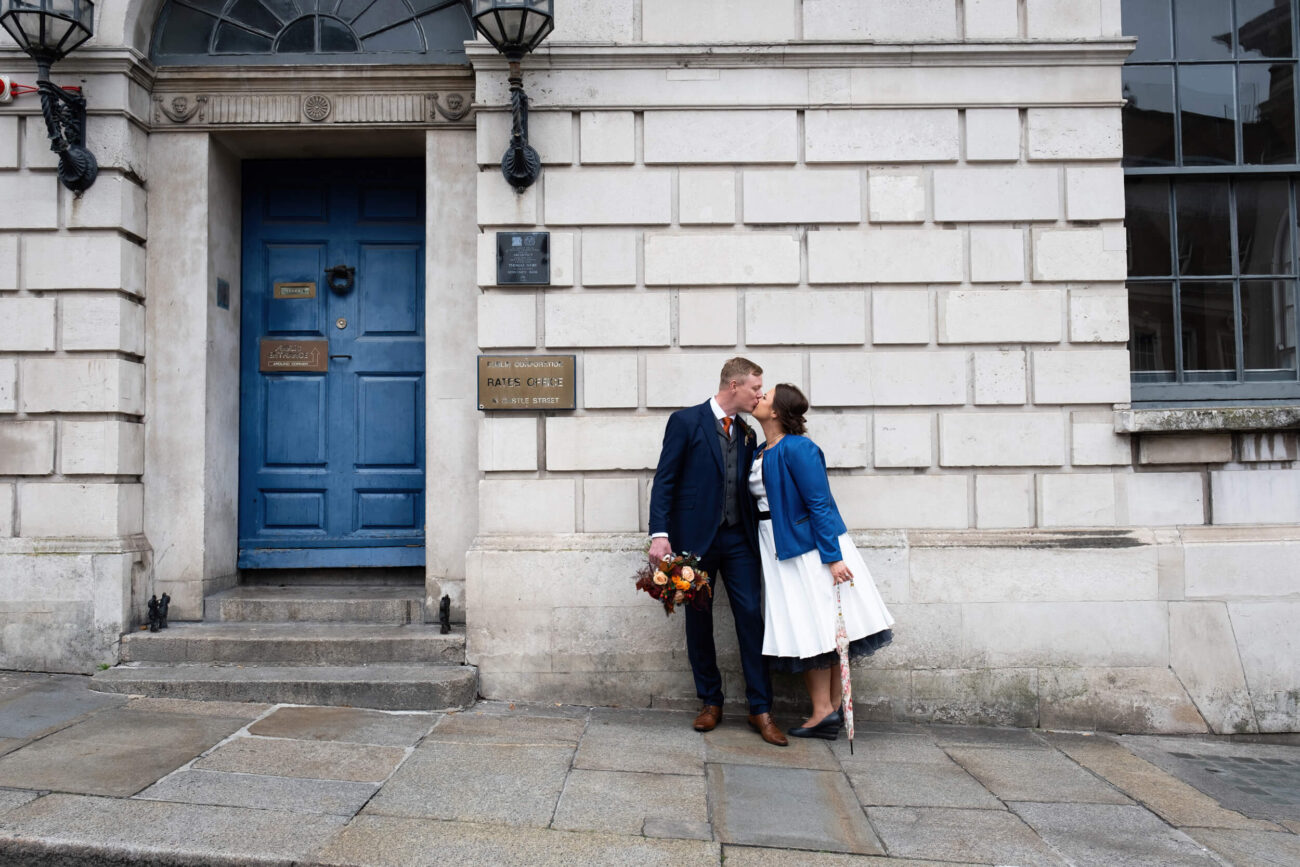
[739,418,756,447]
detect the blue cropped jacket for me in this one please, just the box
[759,435,847,564]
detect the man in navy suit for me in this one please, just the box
[649,357,785,746]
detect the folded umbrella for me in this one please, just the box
[835,582,855,754]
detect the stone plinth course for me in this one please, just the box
[0,673,1294,864]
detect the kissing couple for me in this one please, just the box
[648,357,895,746]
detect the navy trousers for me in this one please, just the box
[686,522,773,714]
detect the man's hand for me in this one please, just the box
[648,537,673,566]
[829,560,853,585]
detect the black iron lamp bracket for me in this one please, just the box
[502,59,541,192]
[36,70,97,196]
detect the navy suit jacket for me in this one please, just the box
[760,435,848,564]
[649,400,759,557]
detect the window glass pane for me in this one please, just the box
[157,4,218,53]
[228,0,282,34]
[1174,0,1235,59]
[1240,61,1297,163]
[275,16,314,51]
[1125,0,1174,60]
[1181,281,1239,375]
[1236,0,1293,59]
[214,22,275,51]
[1237,178,1294,273]
[1127,178,1175,276]
[352,0,410,35]
[259,0,302,23]
[1180,65,1239,164]
[1242,279,1298,372]
[320,17,360,51]
[1176,179,1234,274]
[1124,66,1178,166]
[1129,282,1178,376]
[361,21,423,50]
[338,0,373,20]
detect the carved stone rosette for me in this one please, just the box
[149,90,474,129]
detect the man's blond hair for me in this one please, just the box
[718,357,762,389]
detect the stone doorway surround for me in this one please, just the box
[143,65,479,623]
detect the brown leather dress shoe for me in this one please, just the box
[693,705,723,732]
[747,712,789,747]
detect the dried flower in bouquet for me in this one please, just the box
[634,551,712,616]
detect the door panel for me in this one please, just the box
[239,159,426,569]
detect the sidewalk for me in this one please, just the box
[0,672,1296,865]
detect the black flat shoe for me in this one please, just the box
[788,713,842,740]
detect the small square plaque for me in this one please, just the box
[496,231,550,285]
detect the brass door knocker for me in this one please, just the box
[325,264,356,294]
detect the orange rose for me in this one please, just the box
[652,571,669,586]
[680,566,695,583]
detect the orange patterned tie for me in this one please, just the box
[721,417,732,437]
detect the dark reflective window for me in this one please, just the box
[1240,61,1296,163]
[1237,179,1293,273]
[1127,178,1175,276]
[1174,0,1235,59]
[1237,0,1293,58]
[1176,179,1234,274]
[214,22,274,52]
[1125,0,1174,61]
[1180,65,1238,164]
[157,3,217,53]
[227,0,281,34]
[275,17,315,52]
[320,17,361,51]
[1124,66,1178,166]
[1130,282,1178,376]
[1181,282,1238,375]
[1242,279,1299,371]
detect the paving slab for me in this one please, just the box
[643,818,713,841]
[574,708,705,775]
[1011,802,1221,866]
[1184,827,1300,865]
[929,724,1050,749]
[0,708,248,797]
[0,674,127,739]
[136,768,379,816]
[721,845,985,866]
[362,741,574,827]
[248,706,437,746]
[313,814,721,866]
[0,788,38,814]
[703,726,840,771]
[469,700,592,720]
[426,709,586,745]
[708,763,883,855]
[553,768,707,835]
[831,732,953,765]
[844,759,1005,809]
[194,735,407,783]
[1283,818,1300,833]
[0,792,347,864]
[947,746,1132,803]
[867,806,1067,865]
[1122,735,1300,822]
[124,696,273,718]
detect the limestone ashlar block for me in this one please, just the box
[0,420,55,474]
[808,229,964,284]
[476,171,538,226]
[1219,602,1300,732]
[20,358,145,414]
[26,116,148,178]
[679,170,737,225]
[1138,434,1233,466]
[742,169,861,224]
[1069,287,1128,342]
[1238,432,1299,462]
[546,415,668,471]
[544,292,669,348]
[1039,667,1207,734]
[477,292,537,349]
[1032,227,1127,282]
[964,601,1168,667]
[1072,420,1132,466]
[912,543,1157,603]
[579,112,635,165]
[834,474,969,529]
[0,298,56,351]
[933,168,1060,222]
[1210,469,1300,524]
[580,231,637,287]
[643,0,797,41]
[0,358,14,412]
[1032,349,1131,405]
[478,479,575,534]
[23,233,146,295]
[808,411,869,469]
[1027,108,1123,160]
[644,233,799,286]
[646,352,802,409]
[973,350,1027,405]
[582,353,638,409]
[679,291,738,347]
[872,290,931,345]
[969,228,1026,284]
[867,603,962,670]
[60,420,145,476]
[61,295,145,354]
[0,175,58,229]
[966,0,1021,40]
[1066,166,1125,221]
[1025,0,1115,38]
[1038,472,1117,526]
[811,351,966,407]
[643,110,798,164]
[974,473,1034,528]
[873,412,933,468]
[1184,537,1300,599]
[476,111,573,166]
[66,174,148,238]
[583,478,640,532]
[940,412,1066,467]
[1169,601,1258,735]
[806,109,960,163]
[550,0,634,42]
[867,172,927,223]
[938,289,1063,344]
[745,290,866,346]
[0,235,16,289]
[18,482,143,536]
[0,483,11,535]
[1120,472,1205,526]
[806,0,958,40]
[965,108,1021,161]
[479,416,538,472]
[0,116,16,168]
[545,169,671,226]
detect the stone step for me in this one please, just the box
[203,585,426,624]
[121,623,465,666]
[89,663,478,711]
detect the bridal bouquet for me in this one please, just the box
[635,552,712,616]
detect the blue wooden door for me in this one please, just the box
[239,160,425,569]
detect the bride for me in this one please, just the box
[749,384,895,739]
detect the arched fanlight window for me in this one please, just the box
[152,0,474,65]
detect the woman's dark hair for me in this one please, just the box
[772,383,808,436]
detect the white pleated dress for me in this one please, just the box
[750,452,895,671]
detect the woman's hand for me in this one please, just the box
[829,560,853,585]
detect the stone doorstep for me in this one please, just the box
[202,585,427,624]
[120,623,465,666]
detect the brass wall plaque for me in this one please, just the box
[274,281,317,299]
[260,339,328,372]
[478,355,576,410]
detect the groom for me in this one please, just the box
[649,357,785,746]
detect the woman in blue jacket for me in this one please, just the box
[750,384,894,739]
